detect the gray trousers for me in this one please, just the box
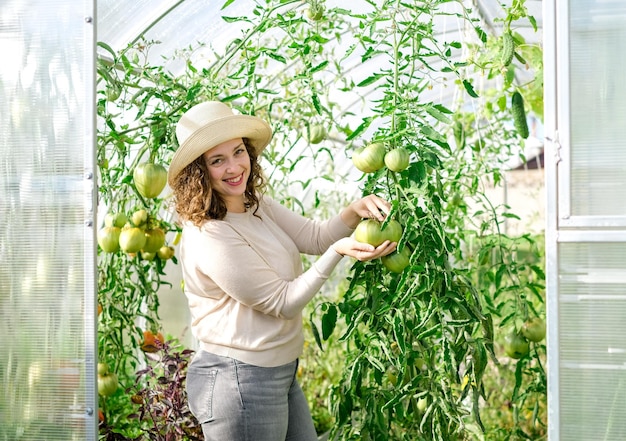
[186,350,318,441]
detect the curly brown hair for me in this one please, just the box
[170,139,266,226]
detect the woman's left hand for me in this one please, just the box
[341,194,392,228]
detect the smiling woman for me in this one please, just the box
[202,139,254,213]
[167,100,397,441]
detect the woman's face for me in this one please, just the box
[203,138,250,212]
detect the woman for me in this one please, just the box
[168,101,396,441]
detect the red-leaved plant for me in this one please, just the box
[128,339,203,441]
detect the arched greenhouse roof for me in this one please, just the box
[96,0,543,108]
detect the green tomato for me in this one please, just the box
[352,142,386,173]
[119,227,147,253]
[131,209,148,227]
[106,84,121,102]
[381,247,411,273]
[308,124,326,144]
[140,251,156,261]
[503,330,530,359]
[133,162,167,199]
[381,219,403,243]
[521,317,546,342]
[157,245,176,260]
[97,226,121,253]
[97,362,109,376]
[97,371,118,397]
[142,228,166,253]
[104,212,128,228]
[354,219,403,247]
[305,4,324,20]
[384,147,410,172]
[354,219,385,246]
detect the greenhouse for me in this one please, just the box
[1,0,626,440]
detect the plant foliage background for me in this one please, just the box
[96,1,546,440]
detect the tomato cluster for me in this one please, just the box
[354,218,411,273]
[97,209,175,262]
[352,142,411,174]
[503,317,546,359]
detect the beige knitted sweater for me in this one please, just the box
[179,195,354,367]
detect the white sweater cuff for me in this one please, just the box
[313,246,344,278]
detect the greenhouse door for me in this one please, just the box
[545,0,626,440]
[0,1,98,440]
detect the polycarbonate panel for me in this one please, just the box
[558,242,626,440]
[0,0,97,440]
[568,0,626,218]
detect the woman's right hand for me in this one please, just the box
[332,237,396,262]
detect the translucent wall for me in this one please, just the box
[0,1,97,439]
[546,0,626,439]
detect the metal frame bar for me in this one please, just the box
[544,0,560,439]
[85,1,99,438]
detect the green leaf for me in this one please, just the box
[462,79,479,98]
[425,104,452,124]
[357,73,384,87]
[264,51,287,64]
[310,60,329,74]
[512,358,527,401]
[97,41,117,58]
[474,25,487,43]
[310,318,323,351]
[321,303,338,340]
[472,383,486,432]
[312,94,321,115]
[345,117,372,141]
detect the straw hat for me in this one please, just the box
[167,101,272,186]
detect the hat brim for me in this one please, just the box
[167,114,272,186]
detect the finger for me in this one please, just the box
[375,240,397,256]
[352,241,376,253]
[368,197,391,219]
[364,202,387,221]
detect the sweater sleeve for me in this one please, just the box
[263,197,354,254]
[185,223,344,320]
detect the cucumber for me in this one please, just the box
[453,121,465,149]
[501,31,515,67]
[511,91,529,139]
